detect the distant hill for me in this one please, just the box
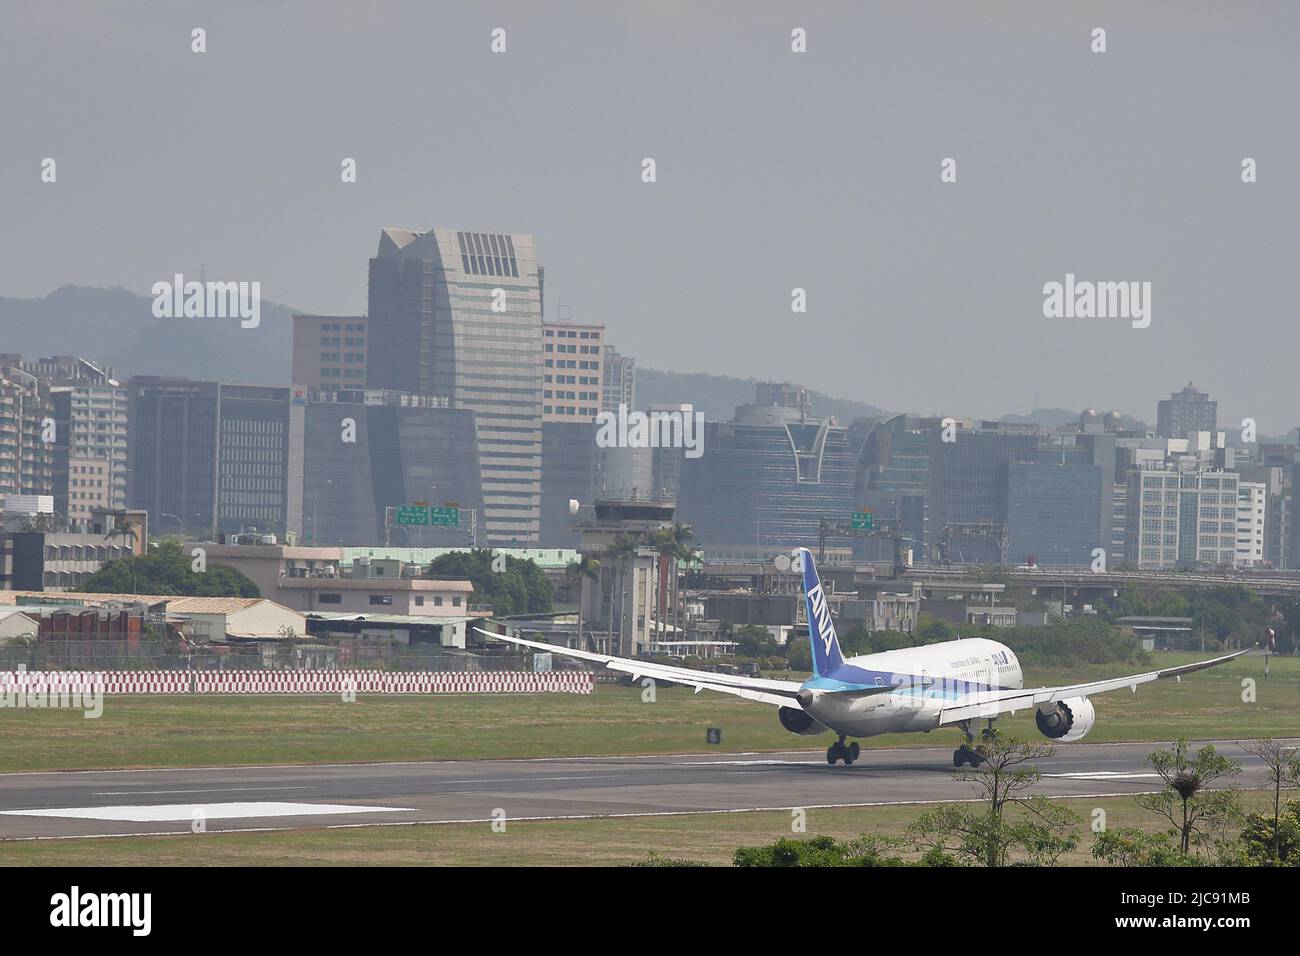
[637,367,889,424]
[4,287,1176,437]
[0,285,294,385]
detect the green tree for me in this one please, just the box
[1111,584,1273,650]
[908,732,1076,867]
[1278,601,1300,655]
[1136,738,1241,855]
[914,614,954,645]
[604,533,642,645]
[565,554,601,651]
[868,630,912,653]
[1000,618,1149,668]
[82,541,259,597]
[1092,828,1199,867]
[733,624,778,658]
[1239,737,1300,864]
[838,623,873,656]
[426,549,553,617]
[786,637,812,672]
[1239,801,1300,866]
[105,513,139,551]
[645,523,695,643]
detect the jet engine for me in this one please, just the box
[778,706,827,736]
[1034,697,1095,742]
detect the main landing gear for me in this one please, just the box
[827,735,861,765]
[952,719,994,767]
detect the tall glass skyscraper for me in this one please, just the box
[367,227,543,545]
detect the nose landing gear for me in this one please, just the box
[826,736,861,765]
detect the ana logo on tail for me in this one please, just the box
[808,582,835,659]
[798,548,844,676]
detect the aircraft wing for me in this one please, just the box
[474,628,802,707]
[936,649,1249,726]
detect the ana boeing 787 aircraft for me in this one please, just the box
[478,548,1244,767]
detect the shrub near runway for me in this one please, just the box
[0,652,1294,773]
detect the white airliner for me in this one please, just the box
[478,548,1245,767]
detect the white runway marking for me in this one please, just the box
[94,787,309,796]
[1043,771,1162,780]
[680,760,815,766]
[0,801,414,822]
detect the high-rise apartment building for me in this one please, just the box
[0,363,53,500]
[1111,483,1128,564]
[1,356,130,520]
[1236,481,1266,567]
[51,386,129,520]
[601,346,635,414]
[1126,467,1239,569]
[1156,382,1217,439]
[366,227,542,545]
[543,321,604,422]
[65,456,113,520]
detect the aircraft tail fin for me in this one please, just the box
[798,547,845,679]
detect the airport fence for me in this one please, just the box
[0,669,596,695]
[0,640,561,674]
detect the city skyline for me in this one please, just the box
[4,281,1296,443]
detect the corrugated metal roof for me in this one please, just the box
[0,591,169,607]
[165,597,268,614]
[0,591,290,617]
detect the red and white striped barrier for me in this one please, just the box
[0,670,593,696]
[0,671,189,695]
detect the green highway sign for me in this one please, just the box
[851,510,874,531]
[429,506,460,527]
[395,506,429,526]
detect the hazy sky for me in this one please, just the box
[3,1,1297,431]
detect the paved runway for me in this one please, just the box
[0,738,1291,840]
